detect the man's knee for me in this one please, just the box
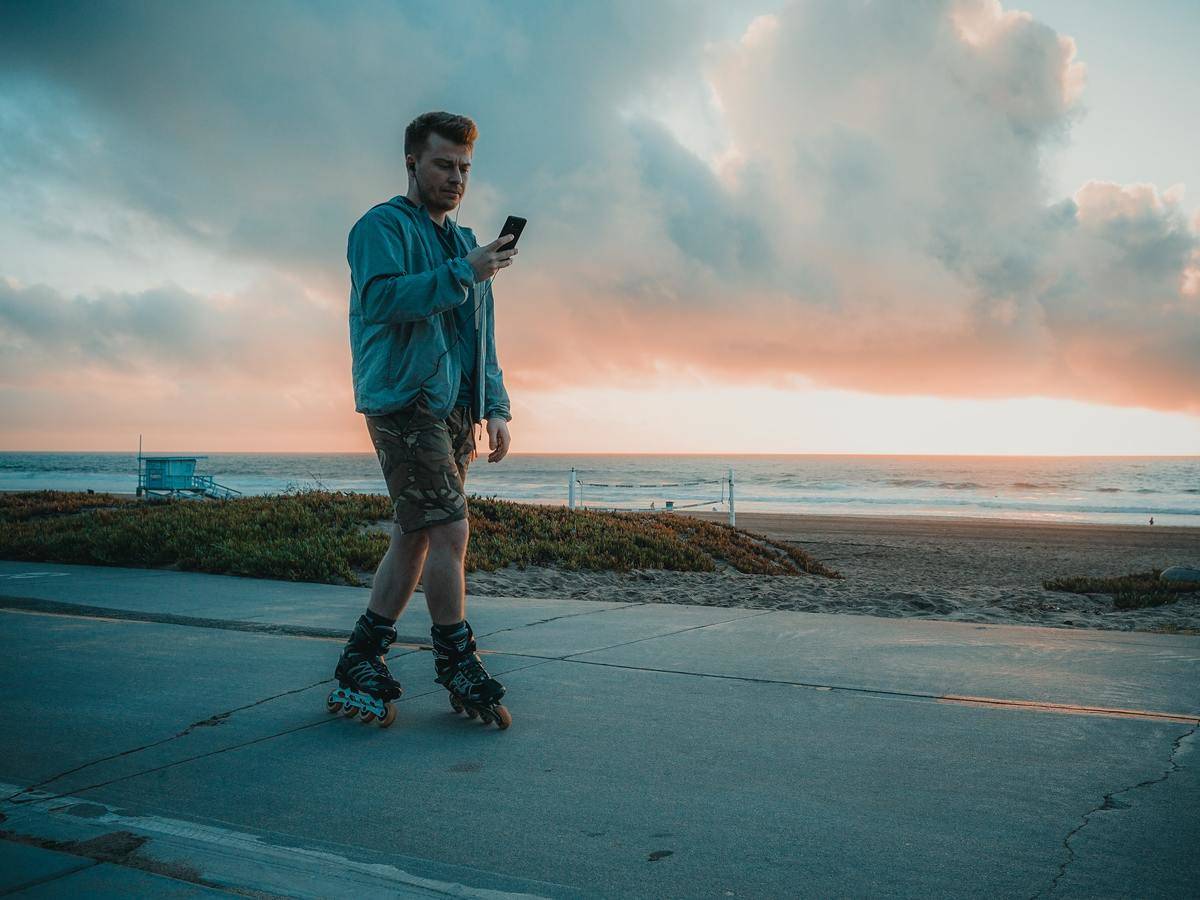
[425,515,469,554]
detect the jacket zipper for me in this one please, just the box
[475,281,486,425]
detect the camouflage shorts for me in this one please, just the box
[364,400,477,533]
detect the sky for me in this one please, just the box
[1,0,1198,455]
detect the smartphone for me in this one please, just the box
[499,215,527,252]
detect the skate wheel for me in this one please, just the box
[342,705,359,718]
[326,700,343,714]
[449,695,464,714]
[360,711,376,724]
[464,705,478,719]
[493,705,512,730]
[379,703,397,728]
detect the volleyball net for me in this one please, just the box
[567,466,736,525]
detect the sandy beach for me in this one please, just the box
[441,510,1200,634]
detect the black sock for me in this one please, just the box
[363,608,396,629]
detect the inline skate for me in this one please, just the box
[327,613,402,727]
[432,620,511,730]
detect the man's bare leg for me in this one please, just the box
[331,524,421,722]
[367,525,429,621]
[420,517,469,624]
[422,515,507,724]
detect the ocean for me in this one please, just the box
[1,452,1197,527]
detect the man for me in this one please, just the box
[327,111,517,728]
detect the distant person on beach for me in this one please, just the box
[327,111,517,728]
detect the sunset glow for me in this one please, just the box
[1,1,1197,455]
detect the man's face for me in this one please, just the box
[409,133,471,214]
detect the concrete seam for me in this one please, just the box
[0,595,648,646]
[4,590,1194,648]
[1029,721,1199,899]
[0,596,433,644]
[477,601,649,640]
[494,655,1200,724]
[556,608,777,661]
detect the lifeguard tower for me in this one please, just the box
[136,437,240,501]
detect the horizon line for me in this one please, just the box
[2,449,1198,459]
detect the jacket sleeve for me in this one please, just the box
[348,213,475,325]
[482,280,513,422]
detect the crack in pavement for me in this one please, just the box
[0,639,425,807]
[1029,721,1199,899]
[1,658,553,810]
[0,605,757,810]
[1,676,346,806]
[0,600,650,809]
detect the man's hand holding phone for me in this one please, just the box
[465,215,526,283]
[466,234,516,283]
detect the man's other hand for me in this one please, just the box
[486,418,510,463]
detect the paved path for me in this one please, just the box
[0,560,1197,898]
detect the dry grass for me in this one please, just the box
[1044,570,1199,610]
[0,489,841,587]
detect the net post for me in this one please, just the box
[728,468,736,527]
[568,466,577,511]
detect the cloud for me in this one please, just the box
[498,0,1199,415]
[1,0,1198,444]
[0,0,720,278]
[0,276,348,391]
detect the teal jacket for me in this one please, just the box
[346,196,512,424]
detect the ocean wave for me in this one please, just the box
[774,493,1199,516]
[884,479,982,490]
[0,463,133,475]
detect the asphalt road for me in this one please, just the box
[1,561,1196,898]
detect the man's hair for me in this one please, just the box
[404,111,478,159]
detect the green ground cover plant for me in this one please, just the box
[1044,570,1199,610]
[0,490,841,587]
